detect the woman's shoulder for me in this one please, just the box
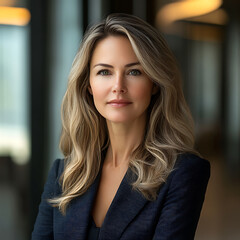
[48,158,65,181]
[175,153,210,169]
[161,153,211,199]
[171,153,211,180]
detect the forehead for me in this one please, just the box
[90,35,138,66]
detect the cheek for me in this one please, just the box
[132,82,153,100]
[90,80,102,97]
[89,81,108,106]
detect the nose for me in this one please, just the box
[112,73,127,93]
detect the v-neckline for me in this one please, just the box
[91,165,130,228]
[91,215,100,229]
[64,160,148,240]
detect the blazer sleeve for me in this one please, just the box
[31,159,63,240]
[153,154,210,240]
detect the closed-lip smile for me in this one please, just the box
[107,99,132,106]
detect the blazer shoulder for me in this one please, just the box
[49,158,64,179]
[170,153,211,183]
[175,153,210,171]
[153,153,210,239]
[39,158,64,201]
[44,158,64,193]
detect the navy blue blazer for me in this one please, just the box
[32,153,210,240]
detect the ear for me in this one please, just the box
[88,85,93,95]
[152,84,158,95]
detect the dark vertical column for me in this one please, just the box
[94,0,156,27]
[224,18,240,175]
[221,25,227,151]
[111,0,133,13]
[29,0,49,234]
[102,0,133,16]
[222,0,240,176]
[146,0,155,25]
[83,0,89,32]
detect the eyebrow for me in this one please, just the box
[93,62,140,68]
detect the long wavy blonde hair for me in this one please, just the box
[50,13,197,214]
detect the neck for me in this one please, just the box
[106,115,146,167]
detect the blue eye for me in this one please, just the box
[98,70,110,76]
[129,69,141,76]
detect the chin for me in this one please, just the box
[107,118,132,124]
[105,115,134,124]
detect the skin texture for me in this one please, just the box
[89,36,155,227]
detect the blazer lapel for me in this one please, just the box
[99,168,148,240]
[63,172,101,240]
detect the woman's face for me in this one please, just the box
[89,35,154,124]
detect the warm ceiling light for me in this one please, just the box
[0,0,16,6]
[157,0,223,27]
[187,8,228,25]
[0,6,31,26]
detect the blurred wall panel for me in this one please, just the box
[46,0,82,169]
[88,0,102,24]
[0,25,30,164]
[187,39,221,128]
[133,0,147,20]
[0,24,29,240]
[225,19,240,173]
[0,2,30,240]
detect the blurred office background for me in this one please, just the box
[0,0,239,239]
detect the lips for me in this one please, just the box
[107,99,132,107]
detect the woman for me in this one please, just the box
[32,13,210,240]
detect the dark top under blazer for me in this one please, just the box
[32,153,210,240]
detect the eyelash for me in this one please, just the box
[128,69,141,76]
[97,69,142,76]
[97,69,110,76]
